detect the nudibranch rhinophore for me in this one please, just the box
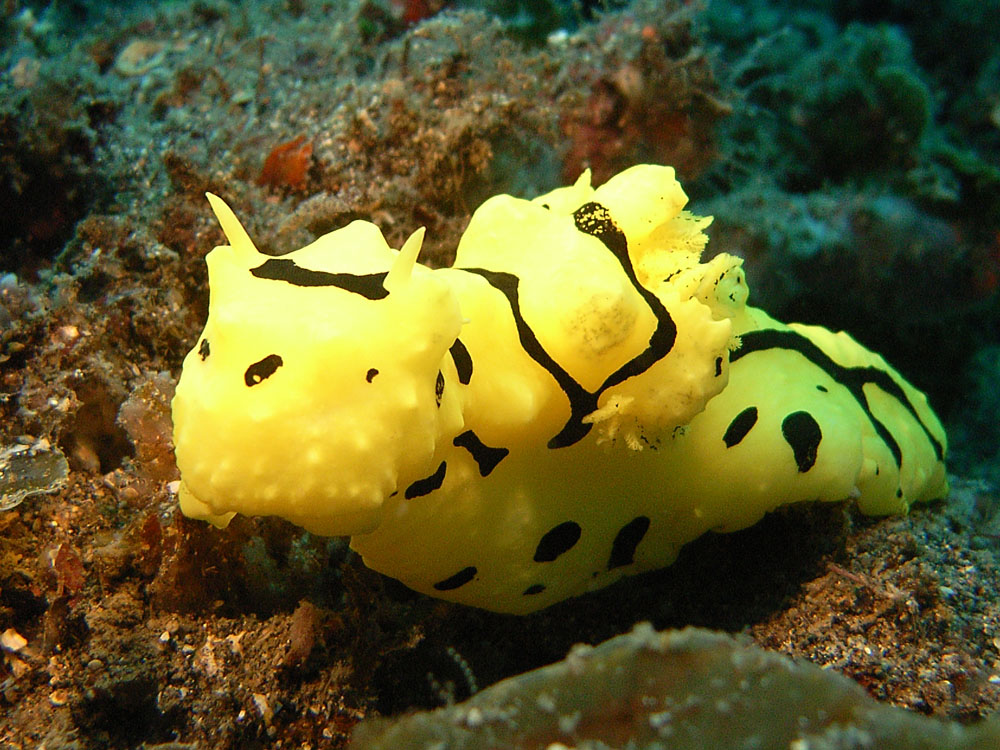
[171,165,948,614]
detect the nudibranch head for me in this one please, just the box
[171,195,463,536]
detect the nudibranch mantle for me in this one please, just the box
[171,164,948,614]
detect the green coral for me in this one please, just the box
[701,12,937,191]
[799,24,931,179]
[453,0,629,44]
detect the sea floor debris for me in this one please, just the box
[353,623,1000,750]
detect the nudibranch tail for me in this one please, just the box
[206,193,260,262]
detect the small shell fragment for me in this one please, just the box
[0,628,27,652]
[0,441,69,511]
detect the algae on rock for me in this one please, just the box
[353,623,1000,750]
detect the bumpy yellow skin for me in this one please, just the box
[171,165,948,614]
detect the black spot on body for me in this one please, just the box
[198,338,210,361]
[608,516,650,569]
[533,521,582,562]
[816,384,828,392]
[244,354,283,387]
[715,356,723,377]
[435,370,445,406]
[573,202,629,259]
[251,258,388,299]
[723,406,758,448]
[433,566,476,591]
[733,329,944,465]
[452,430,508,476]
[449,338,473,385]
[404,461,446,499]
[781,411,822,472]
[365,368,379,382]
[896,488,903,498]
[523,584,546,596]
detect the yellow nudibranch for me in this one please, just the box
[171,165,948,614]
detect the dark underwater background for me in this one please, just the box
[1,1,999,747]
